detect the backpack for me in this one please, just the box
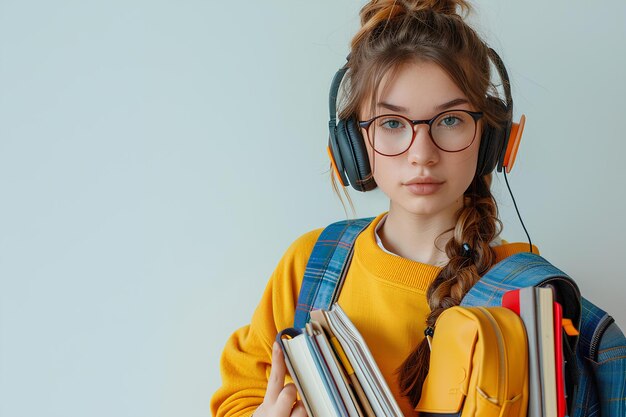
[415,306,529,417]
[294,217,626,417]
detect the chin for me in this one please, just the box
[395,196,461,218]
[399,202,446,216]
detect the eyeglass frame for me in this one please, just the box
[357,109,484,156]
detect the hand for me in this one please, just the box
[253,342,308,417]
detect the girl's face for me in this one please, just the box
[360,61,481,220]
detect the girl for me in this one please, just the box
[211,0,535,415]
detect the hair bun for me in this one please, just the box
[360,0,469,26]
[355,0,470,49]
[404,0,470,15]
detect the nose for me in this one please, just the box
[406,124,439,166]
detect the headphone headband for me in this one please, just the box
[328,63,348,125]
[488,48,513,111]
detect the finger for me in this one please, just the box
[291,400,308,417]
[264,341,287,403]
[275,383,298,412]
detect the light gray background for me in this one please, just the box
[1,1,624,416]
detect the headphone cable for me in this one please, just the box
[502,170,533,253]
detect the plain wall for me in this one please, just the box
[1,1,624,416]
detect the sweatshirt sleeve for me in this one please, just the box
[210,228,323,417]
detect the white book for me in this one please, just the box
[519,287,543,417]
[536,287,557,417]
[282,330,338,417]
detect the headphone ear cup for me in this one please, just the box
[477,97,509,176]
[336,116,377,192]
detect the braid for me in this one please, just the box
[397,173,502,406]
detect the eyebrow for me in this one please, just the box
[377,98,470,113]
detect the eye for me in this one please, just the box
[439,115,462,127]
[377,117,406,131]
[384,119,401,129]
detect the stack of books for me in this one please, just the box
[277,304,403,417]
[503,286,575,417]
[279,287,576,417]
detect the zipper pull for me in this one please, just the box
[562,318,579,336]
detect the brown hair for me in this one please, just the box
[333,0,507,406]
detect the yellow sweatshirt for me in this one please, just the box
[210,213,536,417]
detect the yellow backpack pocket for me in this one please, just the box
[415,306,528,417]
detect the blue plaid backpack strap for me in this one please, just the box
[460,252,581,321]
[293,217,375,328]
[578,298,611,361]
[573,299,626,417]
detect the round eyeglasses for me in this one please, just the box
[358,109,484,156]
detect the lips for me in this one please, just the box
[404,176,445,185]
[403,176,444,196]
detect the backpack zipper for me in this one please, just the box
[477,307,505,406]
[589,314,614,360]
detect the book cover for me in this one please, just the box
[553,301,566,417]
[536,287,557,417]
[277,327,336,417]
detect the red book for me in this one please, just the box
[502,289,521,315]
[553,302,566,417]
